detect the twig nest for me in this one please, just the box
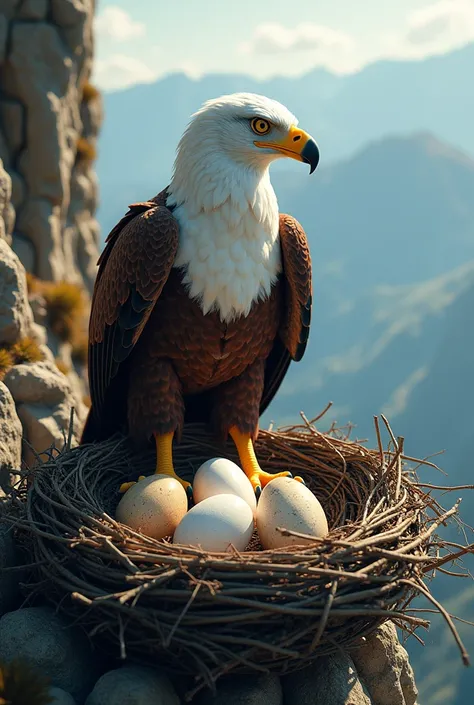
[256,476,328,549]
[3,420,469,700]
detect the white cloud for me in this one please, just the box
[93,54,159,92]
[240,22,354,56]
[95,6,146,42]
[405,0,474,50]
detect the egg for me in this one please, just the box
[173,493,254,552]
[115,474,188,540]
[256,477,329,550]
[193,457,257,515]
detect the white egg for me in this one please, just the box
[115,474,188,540]
[193,457,257,516]
[256,477,329,550]
[173,493,254,552]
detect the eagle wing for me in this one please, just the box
[260,213,312,414]
[86,199,179,430]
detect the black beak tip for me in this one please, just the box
[302,139,320,175]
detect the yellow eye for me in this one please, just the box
[250,117,271,135]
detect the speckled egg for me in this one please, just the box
[115,474,188,540]
[256,477,329,550]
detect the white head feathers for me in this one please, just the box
[166,93,299,322]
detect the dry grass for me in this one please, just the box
[10,337,44,365]
[42,282,84,343]
[3,413,472,700]
[55,359,71,376]
[0,349,13,381]
[76,137,97,164]
[81,81,100,103]
[0,659,53,705]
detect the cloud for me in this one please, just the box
[94,6,146,42]
[240,22,354,56]
[93,54,159,92]
[406,0,474,49]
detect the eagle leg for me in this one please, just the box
[229,426,295,498]
[153,431,193,497]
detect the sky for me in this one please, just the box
[92,0,474,92]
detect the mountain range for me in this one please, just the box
[95,43,474,703]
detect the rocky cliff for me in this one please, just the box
[0,0,101,294]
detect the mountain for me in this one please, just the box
[96,42,474,236]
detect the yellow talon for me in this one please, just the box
[229,426,293,495]
[118,475,146,494]
[154,432,192,494]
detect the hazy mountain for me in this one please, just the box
[96,42,474,236]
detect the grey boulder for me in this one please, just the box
[282,653,372,705]
[50,687,77,705]
[84,665,180,705]
[0,606,99,703]
[196,673,282,705]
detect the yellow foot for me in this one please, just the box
[154,431,193,500]
[229,426,305,498]
[118,475,146,494]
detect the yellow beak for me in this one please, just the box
[254,125,320,174]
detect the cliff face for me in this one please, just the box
[0,0,101,294]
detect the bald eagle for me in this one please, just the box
[81,92,319,498]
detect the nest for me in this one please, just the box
[2,412,472,700]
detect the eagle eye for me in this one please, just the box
[250,117,271,136]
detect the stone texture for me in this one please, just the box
[0,15,7,64]
[0,99,25,154]
[4,360,72,405]
[351,622,418,705]
[0,523,21,616]
[17,400,79,466]
[0,159,14,245]
[282,653,372,705]
[11,231,36,273]
[0,606,99,702]
[197,673,283,705]
[84,666,180,705]
[18,0,48,20]
[0,238,34,344]
[50,687,77,705]
[0,382,22,471]
[16,197,64,281]
[51,0,89,28]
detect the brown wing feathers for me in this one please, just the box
[259,213,312,415]
[82,202,179,441]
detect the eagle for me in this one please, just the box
[81,92,319,499]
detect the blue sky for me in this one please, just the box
[92,0,474,91]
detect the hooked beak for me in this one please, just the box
[254,125,320,174]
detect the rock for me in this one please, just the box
[0,606,98,702]
[0,159,14,245]
[51,0,89,28]
[18,0,48,20]
[197,673,282,705]
[0,382,22,471]
[50,687,77,705]
[11,232,36,273]
[282,653,372,705]
[351,622,418,705]
[0,238,34,344]
[9,170,26,209]
[0,99,26,154]
[4,360,72,405]
[0,524,21,616]
[0,15,7,65]
[85,665,180,705]
[17,400,79,466]
[16,197,65,281]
